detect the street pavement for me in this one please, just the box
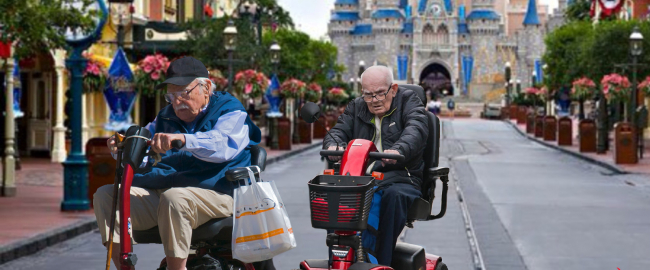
[3,118,650,270]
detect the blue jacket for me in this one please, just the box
[132,92,261,196]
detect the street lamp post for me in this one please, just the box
[223,20,237,94]
[505,62,511,108]
[630,26,644,159]
[542,64,549,115]
[358,60,365,96]
[108,0,134,49]
[270,41,281,149]
[516,79,521,95]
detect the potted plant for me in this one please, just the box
[280,78,306,99]
[234,69,269,100]
[208,69,228,92]
[305,83,323,103]
[571,77,597,120]
[82,52,107,93]
[134,54,170,97]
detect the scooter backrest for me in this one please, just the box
[122,125,152,169]
[250,145,267,171]
[399,84,426,105]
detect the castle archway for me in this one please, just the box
[419,63,454,99]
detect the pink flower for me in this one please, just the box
[151,71,160,80]
[245,83,252,94]
[144,64,153,73]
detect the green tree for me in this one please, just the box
[543,21,594,89]
[0,0,99,58]
[565,0,592,22]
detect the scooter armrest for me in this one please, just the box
[428,167,450,179]
[225,166,261,182]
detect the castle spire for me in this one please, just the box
[523,0,541,25]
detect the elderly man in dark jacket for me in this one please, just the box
[323,65,428,265]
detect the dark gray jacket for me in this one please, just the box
[323,87,428,187]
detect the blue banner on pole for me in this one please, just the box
[462,56,473,95]
[535,60,543,84]
[265,74,282,118]
[103,48,136,131]
[12,57,23,118]
[396,55,408,81]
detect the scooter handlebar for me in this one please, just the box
[171,140,184,149]
[368,152,405,163]
[320,150,405,163]
[320,150,345,157]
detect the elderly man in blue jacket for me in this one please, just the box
[93,57,267,270]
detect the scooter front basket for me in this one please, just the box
[308,175,375,231]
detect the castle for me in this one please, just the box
[328,0,568,99]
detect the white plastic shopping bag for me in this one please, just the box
[232,167,296,263]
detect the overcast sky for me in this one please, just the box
[277,0,559,39]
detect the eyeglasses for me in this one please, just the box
[164,83,202,103]
[362,85,392,102]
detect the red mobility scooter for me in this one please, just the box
[297,97,450,270]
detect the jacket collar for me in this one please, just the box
[357,90,400,123]
[160,94,221,132]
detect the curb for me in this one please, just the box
[0,141,323,266]
[0,217,98,265]
[503,120,627,175]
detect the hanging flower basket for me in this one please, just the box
[280,78,306,99]
[209,69,228,92]
[305,83,322,103]
[524,87,544,104]
[234,69,268,99]
[571,77,596,100]
[82,52,107,93]
[326,87,349,104]
[601,73,631,102]
[134,54,170,97]
[638,76,650,96]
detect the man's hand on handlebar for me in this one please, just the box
[150,133,186,154]
[327,145,345,161]
[107,135,118,157]
[381,149,401,166]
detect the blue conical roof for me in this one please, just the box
[523,0,541,25]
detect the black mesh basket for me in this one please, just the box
[308,175,375,231]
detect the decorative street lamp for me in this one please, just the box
[542,64,549,115]
[357,60,365,96]
[630,26,644,159]
[269,40,281,149]
[223,20,237,93]
[516,79,521,95]
[505,62,511,108]
[108,0,134,48]
[61,0,108,211]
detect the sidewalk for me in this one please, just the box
[0,140,322,265]
[504,118,650,175]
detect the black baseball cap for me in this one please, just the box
[154,56,209,90]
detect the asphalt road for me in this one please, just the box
[3,118,650,270]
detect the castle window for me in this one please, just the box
[437,24,449,44]
[423,24,435,46]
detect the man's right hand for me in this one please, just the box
[107,135,117,157]
[327,145,345,162]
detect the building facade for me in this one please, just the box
[328,0,563,100]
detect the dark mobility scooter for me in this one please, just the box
[297,84,450,270]
[107,85,449,270]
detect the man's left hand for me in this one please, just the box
[381,149,401,166]
[150,133,186,154]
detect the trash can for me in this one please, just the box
[509,105,518,120]
[579,119,596,153]
[86,137,117,208]
[543,116,557,141]
[526,113,535,134]
[614,122,637,164]
[313,115,327,139]
[535,115,544,138]
[299,121,312,144]
[517,106,527,125]
[558,116,572,146]
[277,117,292,150]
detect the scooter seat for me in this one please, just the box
[132,217,233,245]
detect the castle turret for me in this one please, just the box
[519,0,544,87]
[328,0,361,80]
